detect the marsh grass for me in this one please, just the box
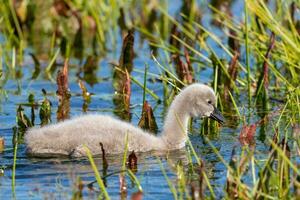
[0,0,300,199]
[138,0,300,198]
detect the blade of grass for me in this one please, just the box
[84,146,110,199]
[244,0,252,106]
[157,158,178,200]
[127,169,143,192]
[142,64,148,105]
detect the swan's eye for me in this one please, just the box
[207,100,212,104]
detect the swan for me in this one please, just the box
[25,83,224,157]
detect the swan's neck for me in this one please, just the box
[161,95,190,149]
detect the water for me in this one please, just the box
[0,0,285,199]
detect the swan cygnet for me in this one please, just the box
[25,83,225,157]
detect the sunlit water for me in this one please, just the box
[0,0,283,199]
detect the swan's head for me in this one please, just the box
[180,83,225,124]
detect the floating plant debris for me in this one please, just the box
[119,31,134,72]
[78,80,91,99]
[239,124,257,146]
[57,59,71,121]
[173,53,194,86]
[113,69,132,121]
[82,55,99,86]
[39,94,52,126]
[138,101,158,133]
[0,137,4,153]
[113,30,135,93]
[28,93,36,126]
[131,191,143,200]
[123,70,131,111]
[78,79,91,112]
[112,30,134,121]
[57,59,70,99]
[127,151,138,173]
[16,105,32,134]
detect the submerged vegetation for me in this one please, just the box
[0,0,299,199]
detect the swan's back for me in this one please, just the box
[25,114,164,157]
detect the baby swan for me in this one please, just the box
[25,83,224,157]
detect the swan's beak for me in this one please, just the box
[209,106,225,125]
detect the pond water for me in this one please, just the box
[0,0,290,199]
